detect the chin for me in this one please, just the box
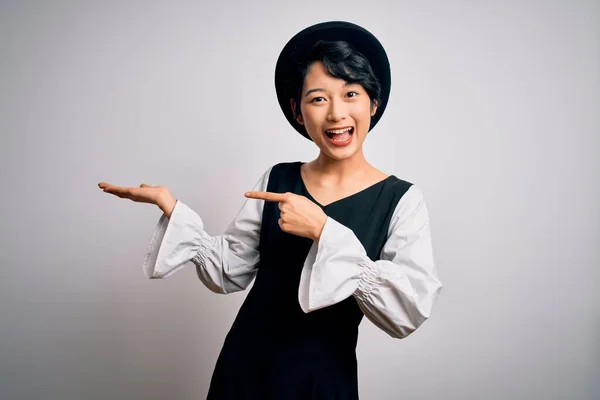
[323,145,360,160]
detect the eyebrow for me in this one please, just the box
[303,82,356,98]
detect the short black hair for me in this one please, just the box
[287,40,382,129]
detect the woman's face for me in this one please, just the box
[293,61,377,160]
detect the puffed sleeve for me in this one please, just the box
[298,185,442,338]
[141,166,271,294]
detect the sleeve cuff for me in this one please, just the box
[298,216,368,312]
[142,200,205,279]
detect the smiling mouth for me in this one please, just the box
[325,127,354,140]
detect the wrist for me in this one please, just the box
[313,213,327,241]
[158,192,177,218]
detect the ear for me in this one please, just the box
[370,99,379,117]
[290,99,304,125]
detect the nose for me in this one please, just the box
[326,98,348,122]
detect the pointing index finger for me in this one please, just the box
[245,191,286,202]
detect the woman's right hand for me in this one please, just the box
[98,182,177,217]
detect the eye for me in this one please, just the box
[346,91,359,98]
[310,96,326,103]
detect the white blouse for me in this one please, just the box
[142,166,443,338]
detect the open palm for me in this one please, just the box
[98,182,167,205]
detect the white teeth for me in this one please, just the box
[326,127,352,134]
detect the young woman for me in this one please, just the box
[99,21,442,399]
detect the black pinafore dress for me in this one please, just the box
[207,161,412,399]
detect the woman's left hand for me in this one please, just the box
[244,191,327,241]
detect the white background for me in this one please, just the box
[1,1,598,398]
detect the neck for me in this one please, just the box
[311,148,372,184]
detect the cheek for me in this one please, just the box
[351,103,373,123]
[300,109,324,141]
[302,109,324,130]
